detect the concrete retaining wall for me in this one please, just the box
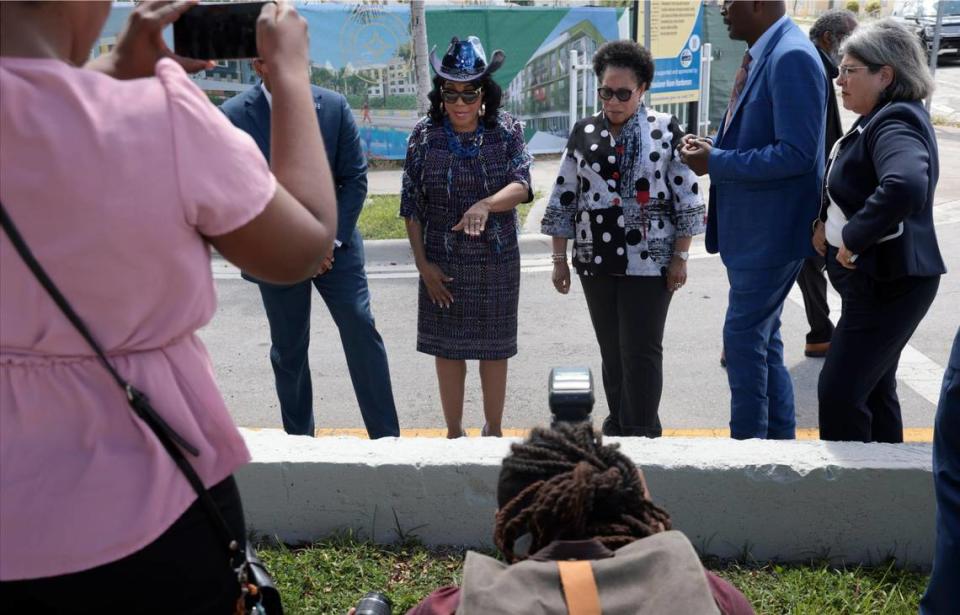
[235,429,935,566]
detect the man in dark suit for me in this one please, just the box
[222,59,399,439]
[795,9,858,359]
[681,1,826,440]
[923,328,960,614]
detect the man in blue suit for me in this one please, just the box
[222,59,400,439]
[681,1,826,440]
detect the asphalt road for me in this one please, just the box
[201,208,959,435]
[201,68,960,436]
[932,53,960,122]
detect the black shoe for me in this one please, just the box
[601,416,623,436]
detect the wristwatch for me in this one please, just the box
[673,251,689,262]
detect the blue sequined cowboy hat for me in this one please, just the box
[429,36,505,82]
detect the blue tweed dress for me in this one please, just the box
[400,112,533,360]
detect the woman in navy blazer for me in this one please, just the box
[813,19,946,443]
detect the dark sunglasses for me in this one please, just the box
[597,86,639,102]
[441,89,482,104]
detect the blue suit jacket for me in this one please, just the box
[706,18,827,269]
[220,83,367,248]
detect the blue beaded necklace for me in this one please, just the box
[443,116,484,159]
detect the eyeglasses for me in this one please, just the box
[597,86,639,102]
[441,89,482,104]
[838,64,876,77]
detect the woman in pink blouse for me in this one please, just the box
[0,1,336,610]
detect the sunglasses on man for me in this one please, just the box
[597,86,640,102]
[441,89,483,104]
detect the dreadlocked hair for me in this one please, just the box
[493,423,671,563]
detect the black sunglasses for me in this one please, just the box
[597,86,639,102]
[441,88,483,104]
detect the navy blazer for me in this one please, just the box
[220,83,367,247]
[706,18,827,269]
[819,101,946,281]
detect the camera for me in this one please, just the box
[548,367,594,424]
[354,592,392,615]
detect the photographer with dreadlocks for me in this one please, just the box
[405,422,754,614]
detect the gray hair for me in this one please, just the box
[840,18,934,102]
[809,9,857,43]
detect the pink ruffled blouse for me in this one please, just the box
[0,57,275,580]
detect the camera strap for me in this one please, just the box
[0,201,244,570]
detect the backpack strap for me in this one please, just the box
[557,560,602,615]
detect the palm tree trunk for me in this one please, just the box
[410,0,431,116]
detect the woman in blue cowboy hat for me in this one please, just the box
[400,36,533,439]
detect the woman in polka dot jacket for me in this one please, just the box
[541,40,705,438]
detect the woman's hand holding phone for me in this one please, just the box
[256,1,310,73]
[86,1,213,80]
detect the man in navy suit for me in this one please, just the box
[681,1,826,440]
[222,59,399,439]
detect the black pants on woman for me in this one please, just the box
[796,253,834,345]
[580,274,673,438]
[1,476,246,614]
[819,247,940,443]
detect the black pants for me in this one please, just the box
[796,254,834,344]
[580,274,673,437]
[818,248,940,443]
[1,477,246,614]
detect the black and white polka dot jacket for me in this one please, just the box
[541,107,706,277]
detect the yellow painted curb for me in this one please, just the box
[291,427,934,442]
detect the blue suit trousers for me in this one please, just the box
[922,330,960,614]
[724,261,803,439]
[256,235,399,438]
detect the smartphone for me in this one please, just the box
[173,2,265,60]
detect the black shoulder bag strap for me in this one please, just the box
[0,202,244,571]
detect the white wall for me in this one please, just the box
[235,429,935,566]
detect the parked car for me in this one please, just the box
[893,0,960,59]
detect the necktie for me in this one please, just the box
[725,51,752,128]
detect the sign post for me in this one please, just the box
[925,0,945,113]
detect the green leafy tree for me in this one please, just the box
[397,42,413,63]
[310,66,337,89]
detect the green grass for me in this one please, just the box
[258,535,465,614]
[715,560,927,614]
[258,536,928,615]
[932,114,960,128]
[357,192,543,241]
[357,195,407,242]
[516,190,544,230]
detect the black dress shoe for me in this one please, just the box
[601,416,623,436]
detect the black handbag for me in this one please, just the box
[0,202,282,615]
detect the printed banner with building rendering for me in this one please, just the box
[100,3,629,159]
